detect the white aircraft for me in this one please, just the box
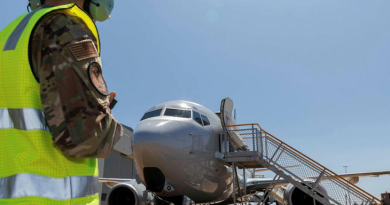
[101,99,390,205]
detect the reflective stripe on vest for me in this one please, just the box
[3,10,38,51]
[0,108,49,131]
[0,174,98,199]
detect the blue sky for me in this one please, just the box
[1,0,389,198]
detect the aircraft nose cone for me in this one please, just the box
[132,119,186,193]
[132,119,185,166]
[133,121,169,166]
[133,119,183,147]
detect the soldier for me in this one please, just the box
[0,0,121,204]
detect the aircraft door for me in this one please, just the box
[220,97,246,150]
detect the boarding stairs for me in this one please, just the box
[221,123,382,205]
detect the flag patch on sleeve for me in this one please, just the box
[68,40,99,61]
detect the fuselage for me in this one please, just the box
[132,101,235,203]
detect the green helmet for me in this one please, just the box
[29,0,115,22]
[28,0,45,11]
[85,0,115,22]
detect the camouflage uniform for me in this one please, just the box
[30,10,122,158]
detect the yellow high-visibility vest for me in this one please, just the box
[0,4,100,205]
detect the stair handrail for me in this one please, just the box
[225,123,383,205]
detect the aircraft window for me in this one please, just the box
[140,109,162,121]
[193,111,203,126]
[164,108,191,118]
[201,115,210,126]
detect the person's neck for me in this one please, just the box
[44,0,84,8]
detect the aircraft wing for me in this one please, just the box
[253,165,300,173]
[99,178,137,188]
[336,171,390,184]
[245,178,289,192]
[338,171,390,178]
[99,178,133,183]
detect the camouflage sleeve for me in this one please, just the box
[31,12,123,158]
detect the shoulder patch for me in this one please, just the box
[88,62,109,95]
[68,40,99,61]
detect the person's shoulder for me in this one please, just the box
[39,10,95,45]
[43,11,89,32]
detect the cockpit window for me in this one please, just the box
[164,108,191,118]
[140,109,162,121]
[201,115,210,126]
[193,111,203,126]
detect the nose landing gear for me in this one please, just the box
[154,195,185,205]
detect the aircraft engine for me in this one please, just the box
[347,177,359,184]
[106,180,152,205]
[283,183,329,205]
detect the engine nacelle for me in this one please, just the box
[347,177,359,185]
[106,179,152,205]
[283,183,329,205]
